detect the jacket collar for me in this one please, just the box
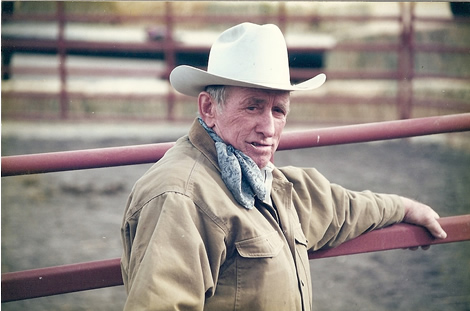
[188,118,221,172]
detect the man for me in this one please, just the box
[121,23,446,311]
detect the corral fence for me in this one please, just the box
[1,2,470,122]
[1,1,470,305]
[2,113,470,302]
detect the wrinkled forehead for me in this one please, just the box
[225,86,291,104]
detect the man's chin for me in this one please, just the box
[252,158,271,169]
[243,149,273,169]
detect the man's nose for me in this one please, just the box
[256,110,275,137]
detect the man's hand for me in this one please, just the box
[400,196,447,240]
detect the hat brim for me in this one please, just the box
[170,65,326,97]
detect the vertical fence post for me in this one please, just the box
[164,2,176,122]
[57,1,68,119]
[277,2,287,33]
[1,2,13,81]
[397,3,415,120]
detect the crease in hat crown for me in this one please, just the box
[170,22,326,97]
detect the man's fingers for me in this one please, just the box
[426,218,447,239]
[402,198,447,240]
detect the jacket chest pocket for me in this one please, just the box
[235,230,284,258]
[231,231,298,310]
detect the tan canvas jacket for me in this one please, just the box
[121,119,404,311]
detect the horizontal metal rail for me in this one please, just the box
[279,113,470,150]
[1,142,175,177]
[2,258,123,303]
[0,12,402,24]
[309,214,470,259]
[2,214,469,303]
[3,113,470,177]
[5,11,469,25]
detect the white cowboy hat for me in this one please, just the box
[169,22,326,97]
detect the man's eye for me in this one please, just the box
[273,107,286,115]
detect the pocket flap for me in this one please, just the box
[235,231,284,258]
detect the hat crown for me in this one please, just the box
[169,22,326,97]
[207,23,291,86]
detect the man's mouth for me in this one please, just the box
[250,142,270,148]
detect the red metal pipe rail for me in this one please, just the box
[309,214,470,259]
[278,112,470,150]
[3,113,470,177]
[1,12,402,25]
[8,9,469,26]
[1,258,123,303]
[1,142,175,177]
[2,214,469,303]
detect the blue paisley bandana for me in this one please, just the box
[198,118,266,209]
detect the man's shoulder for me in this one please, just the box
[131,136,220,203]
[124,136,233,230]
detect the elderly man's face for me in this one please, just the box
[210,87,290,168]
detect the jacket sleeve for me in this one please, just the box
[121,192,226,311]
[279,166,405,251]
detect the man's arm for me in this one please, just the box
[400,196,447,239]
[122,193,225,310]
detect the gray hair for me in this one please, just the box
[204,85,227,109]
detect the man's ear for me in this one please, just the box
[198,91,217,127]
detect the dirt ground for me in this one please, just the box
[1,123,470,311]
